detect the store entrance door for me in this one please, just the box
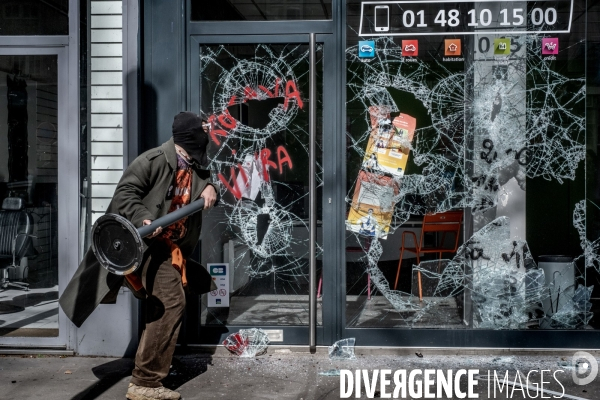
[0,46,75,348]
[184,34,338,347]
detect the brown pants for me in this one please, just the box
[131,242,185,388]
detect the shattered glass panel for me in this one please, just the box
[345,1,597,330]
[197,43,323,327]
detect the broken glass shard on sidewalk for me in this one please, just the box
[319,369,341,376]
[328,338,357,360]
[222,328,270,357]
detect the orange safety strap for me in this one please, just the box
[167,239,188,287]
[124,238,188,291]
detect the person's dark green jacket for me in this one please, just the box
[59,138,216,328]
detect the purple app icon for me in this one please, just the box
[542,38,559,55]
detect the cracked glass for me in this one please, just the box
[196,43,323,327]
[345,1,599,330]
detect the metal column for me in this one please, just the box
[309,32,317,352]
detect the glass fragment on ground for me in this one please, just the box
[223,328,270,357]
[328,338,357,360]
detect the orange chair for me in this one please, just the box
[393,210,463,300]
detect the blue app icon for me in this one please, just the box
[211,265,227,276]
[358,41,375,58]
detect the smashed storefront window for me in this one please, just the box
[345,1,597,330]
[198,43,323,326]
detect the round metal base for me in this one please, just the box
[91,214,144,276]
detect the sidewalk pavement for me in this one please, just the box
[1,349,599,399]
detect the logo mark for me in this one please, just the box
[402,40,418,56]
[493,38,511,56]
[542,38,559,55]
[572,351,598,385]
[211,265,226,275]
[444,39,461,56]
[358,41,375,58]
[361,44,373,53]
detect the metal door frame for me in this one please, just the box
[186,33,339,347]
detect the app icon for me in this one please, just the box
[402,40,418,56]
[493,38,511,56]
[358,41,375,58]
[542,38,559,55]
[444,39,461,56]
[211,265,227,275]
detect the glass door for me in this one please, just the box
[0,47,73,348]
[186,34,335,345]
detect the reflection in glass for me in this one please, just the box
[191,0,332,21]
[0,0,68,35]
[0,55,59,337]
[194,43,323,328]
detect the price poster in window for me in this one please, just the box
[362,107,416,177]
[346,106,416,239]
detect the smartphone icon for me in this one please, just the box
[374,5,389,32]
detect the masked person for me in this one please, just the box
[59,112,218,400]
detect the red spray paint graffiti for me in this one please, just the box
[208,78,303,145]
[217,146,294,199]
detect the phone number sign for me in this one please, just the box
[359,0,573,36]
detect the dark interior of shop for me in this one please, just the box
[0,55,60,337]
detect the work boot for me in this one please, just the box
[126,383,181,400]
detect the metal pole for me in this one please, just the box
[309,33,317,352]
[137,197,206,238]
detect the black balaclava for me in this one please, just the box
[172,111,209,167]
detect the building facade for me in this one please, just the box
[1,0,600,356]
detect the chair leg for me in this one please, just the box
[7,281,29,291]
[317,273,322,299]
[416,254,423,302]
[394,248,405,290]
[1,267,29,291]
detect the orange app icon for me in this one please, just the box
[445,39,461,56]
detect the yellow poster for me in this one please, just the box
[346,106,416,239]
